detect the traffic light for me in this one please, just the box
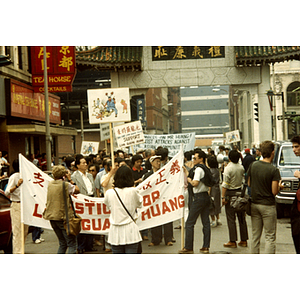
[0,54,11,66]
[254,103,259,122]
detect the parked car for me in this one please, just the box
[0,188,12,253]
[273,141,300,218]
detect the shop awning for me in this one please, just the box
[5,123,77,136]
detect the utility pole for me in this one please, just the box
[43,46,52,171]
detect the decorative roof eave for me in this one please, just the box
[235,46,300,67]
[76,46,142,71]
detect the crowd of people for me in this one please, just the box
[3,135,300,254]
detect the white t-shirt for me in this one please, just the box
[193,167,209,194]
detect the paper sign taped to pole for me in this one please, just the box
[113,120,145,148]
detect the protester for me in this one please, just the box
[143,148,155,171]
[131,154,148,186]
[242,148,256,197]
[43,165,80,254]
[255,148,262,161]
[1,150,10,176]
[95,158,111,197]
[71,155,97,253]
[104,166,143,254]
[222,149,248,248]
[247,141,282,254]
[5,159,29,254]
[291,135,300,253]
[207,156,222,227]
[179,150,211,254]
[88,163,99,180]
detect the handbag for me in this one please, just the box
[229,184,250,212]
[113,188,142,254]
[62,181,82,236]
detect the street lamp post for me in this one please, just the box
[267,89,285,140]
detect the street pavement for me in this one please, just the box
[1,211,296,254]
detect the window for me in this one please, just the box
[18,46,23,70]
[287,81,300,106]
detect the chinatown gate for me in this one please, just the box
[76,46,300,147]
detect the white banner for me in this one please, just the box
[80,141,99,155]
[113,120,145,148]
[132,132,195,157]
[19,148,184,234]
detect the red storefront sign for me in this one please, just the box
[10,79,61,124]
[31,46,76,93]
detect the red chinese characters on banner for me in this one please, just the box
[10,79,61,124]
[31,46,76,93]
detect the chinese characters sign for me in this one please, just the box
[113,120,145,148]
[9,79,61,124]
[137,98,146,128]
[87,87,131,124]
[31,46,76,93]
[152,46,225,61]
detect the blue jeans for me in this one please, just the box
[111,242,139,254]
[50,220,77,254]
[185,192,211,250]
[32,227,42,242]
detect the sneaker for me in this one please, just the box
[39,237,45,242]
[211,221,217,228]
[35,239,42,244]
[178,248,194,254]
[200,247,209,254]
[166,242,173,246]
[217,219,222,226]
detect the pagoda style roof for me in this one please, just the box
[235,46,300,67]
[75,46,142,71]
[75,46,300,70]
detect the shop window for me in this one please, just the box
[287,81,300,106]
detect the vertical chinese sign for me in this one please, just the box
[31,46,76,93]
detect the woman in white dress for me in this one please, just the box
[104,166,143,254]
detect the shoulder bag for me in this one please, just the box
[229,184,250,213]
[63,181,82,236]
[113,188,142,253]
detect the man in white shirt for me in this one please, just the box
[179,150,211,254]
[71,155,96,253]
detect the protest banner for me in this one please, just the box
[225,129,240,144]
[19,148,184,234]
[132,132,195,157]
[113,120,145,148]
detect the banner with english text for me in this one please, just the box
[19,148,185,234]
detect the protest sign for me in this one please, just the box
[19,148,184,234]
[132,132,195,157]
[113,120,145,148]
[100,123,110,141]
[81,141,99,155]
[87,87,131,124]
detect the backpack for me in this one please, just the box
[189,164,216,187]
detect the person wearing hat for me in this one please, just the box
[242,148,255,175]
[143,155,174,247]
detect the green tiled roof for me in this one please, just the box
[235,46,300,66]
[76,46,142,71]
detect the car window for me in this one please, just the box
[279,146,300,166]
[0,192,10,208]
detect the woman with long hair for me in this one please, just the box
[104,165,143,254]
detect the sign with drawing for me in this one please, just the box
[81,141,99,155]
[87,87,131,124]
